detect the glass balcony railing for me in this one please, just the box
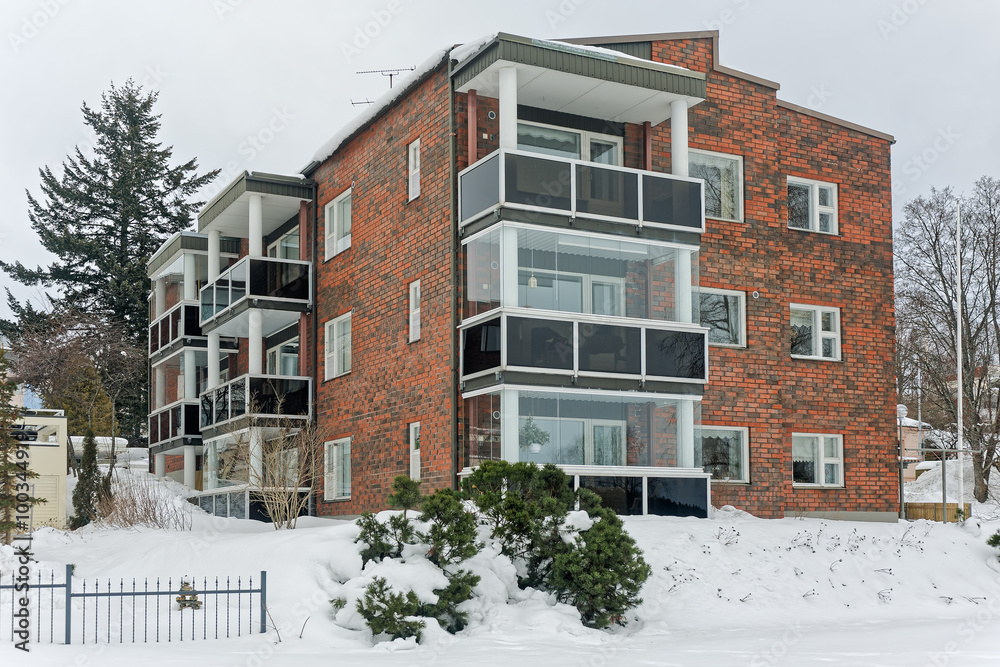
[148,400,201,447]
[199,373,311,429]
[461,311,707,383]
[458,149,705,231]
[200,256,311,326]
[149,302,203,355]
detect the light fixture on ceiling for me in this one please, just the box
[528,247,537,289]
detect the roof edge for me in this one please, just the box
[776,99,895,144]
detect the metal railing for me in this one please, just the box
[200,374,311,429]
[458,148,705,232]
[200,256,311,326]
[148,400,201,447]
[149,302,203,355]
[1,564,266,644]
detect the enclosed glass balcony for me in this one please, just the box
[199,373,311,429]
[199,256,311,336]
[148,400,201,449]
[149,302,203,355]
[458,149,704,231]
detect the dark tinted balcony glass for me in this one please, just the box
[149,415,159,444]
[183,305,202,337]
[575,164,638,220]
[579,476,644,515]
[645,330,706,380]
[201,393,213,427]
[201,288,213,322]
[230,381,245,419]
[215,385,230,424]
[460,154,500,222]
[462,318,501,376]
[184,403,200,437]
[214,280,230,314]
[248,377,309,416]
[249,259,309,300]
[578,324,640,374]
[170,405,182,439]
[169,308,182,343]
[642,174,703,228]
[506,317,573,371]
[150,324,160,353]
[647,477,709,518]
[229,262,247,304]
[505,154,572,212]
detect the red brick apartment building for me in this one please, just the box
[147,31,897,521]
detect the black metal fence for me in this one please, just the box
[1,564,266,644]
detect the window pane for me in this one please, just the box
[788,183,810,229]
[700,292,741,345]
[792,436,817,484]
[819,212,833,233]
[699,429,744,481]
[593,425,623,466]
[506,317,574,371]
[590,140,617,165]
[821,311,835,332]
[517,124,581,159]
[822,337,834,358]
[690,153,739,220]
[592,281,621,316]
[818,186,832,207]
[578,323,641,374]
[824,462,838,485]
[339,195,352,239]
[824,437,839,458]
[790,309,814,356]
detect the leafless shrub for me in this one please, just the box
[96,472,191,531]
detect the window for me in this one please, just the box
[324,313,352,379]
[700,288,745,347]
[408,139,420,200]
[517,121,622,165]
[324,437,351,500]
[689,149,742,222]
[266,337,299,376]
[790,304,840,360]
[267,226,300,260]
[787,177,837,234]
[697,427,749,483]
[324,188,352,259]
[408,280,421,343]
[409,422,420,480]
[792,433,843,487]
[519,416,626,466]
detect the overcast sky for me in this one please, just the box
[1,0,997,321]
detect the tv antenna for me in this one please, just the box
[356,66,416,90]
[351,99,374,107]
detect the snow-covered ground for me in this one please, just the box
[2,464,1000,666]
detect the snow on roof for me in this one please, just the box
[898,416,933,429]
[307,48,450,167]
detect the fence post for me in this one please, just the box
[64,564,72,645]
[259,571,266,634]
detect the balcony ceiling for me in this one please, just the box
[198,171,314,238]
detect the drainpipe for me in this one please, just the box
[448,62,460,488]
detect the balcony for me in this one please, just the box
[149,302,204,356]
[199,373,311,432]
[199,256,311,337]
[461,310,707,385]
[148,400,202,453]
[458,149,704,232]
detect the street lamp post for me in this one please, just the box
[897,404,907,520]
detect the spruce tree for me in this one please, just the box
[0,80,218,437]
[70,427,100,529]
[0,349,45,545]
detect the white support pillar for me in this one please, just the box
[249,428,264,486]
[183,349,197,400]
[248,309,263,375]
[154,453,165,479]
[501,226,519,307]
[207,333,220,390]
[675,249,693,323]
[154,277,166,319]
[498,67,518,150]
[501,388,519,462]
[248,194,263,258]
[208,230,221,282]
[671,99,689,177]
[677,400,695,468]
[183,445,197,489]
[154,364,166,410]
[183,253,197,301]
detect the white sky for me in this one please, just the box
[1,0,998,321]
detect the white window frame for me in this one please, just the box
[792,433,843,488]
[324,437,351,501]
[689,148,743,222]
[324,312,352,380]
[408,280,421,343]
[789,304,841,361]
[409,422,421,480]
[516,120,623,165]
[324,188,352,260]
[700,288,746,348]
[408,139,421,201]
[787,176,838,234]
[266,336,299,376]
[267,225,300,259]
[698,426,749,483]
[517,267,626,317]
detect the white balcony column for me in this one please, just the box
[207,333,220,390]
[501,388,519,462]
[183,349,197,400]
[183,445,196,488]
[208,230,221,282]
[249,428,264,486]
[498,67,518,150]
[677,400,695,468]
[501,226,519,307]
[154,363,166,410]
[248,309,263,375]
[154,277,166,319]
[154,453,165,479]
[675,249,693,323]
[249,194,264,258]
[670,99,689,178]
[183,253,197,301]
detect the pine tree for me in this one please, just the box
[0,80,218,437]
[70,427,100,529]
[0,349,45,545]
